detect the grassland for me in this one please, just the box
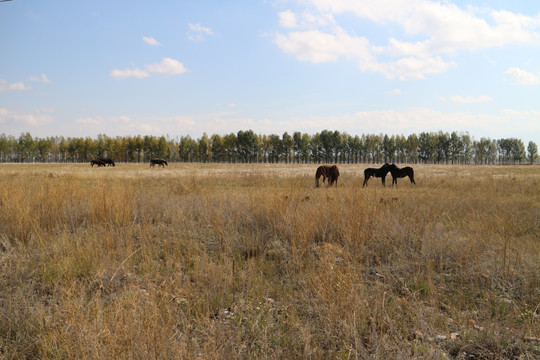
[0,163,539,359]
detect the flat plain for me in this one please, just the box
[1,163,539,359]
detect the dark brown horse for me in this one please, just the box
[362,163,391,187]
[90,159,106,167]
[388,164,415,185]
[100,158,115,167]
[150,158,168,167]
[315,165,340,187]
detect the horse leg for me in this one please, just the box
[315,174,320,187]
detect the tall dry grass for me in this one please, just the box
[0,163,539,359]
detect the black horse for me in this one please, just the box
[90,159,106,167]
[100,158,115,167]
[150,158,168,167]
[362,163,391,187]
[388,164,415,185]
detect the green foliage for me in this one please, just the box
[0,131,537,165]
[527,141,538,164]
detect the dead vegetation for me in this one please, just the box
[0,163,539,359]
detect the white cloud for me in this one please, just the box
[163,115,197,127]
[308,0,540,52]
[0,107,54,126]
[449,95,494,104]
[255,108,505,138]
[110,58,187,79]
[187,23,213,42]
[279,10,297,28]
[142,36,161,46]
[275,1,540,80]
[25,108,539,142]
[275,28,374,64]
[110,68,150,79]
[0,79,32,92]
[378,56,457,80]
[387,89,402,95]
[145,58,188,75]
[29,74,50,83]
[76,116,105,125]
[365,56,456,80]
[126,123,162,134]
[505,67,540,85]
[112,115,132,123]
[76,115,132,125]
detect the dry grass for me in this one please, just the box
[0,163,539,359]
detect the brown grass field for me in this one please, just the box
[0,163,539,359]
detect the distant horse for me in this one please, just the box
[100,158,115,167]
[90,159,106,167]
[150,158,168,167]
[388,164,415,185]
[362,163,391,187]
[315,165,340,187]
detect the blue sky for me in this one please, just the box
[1,0,540,145]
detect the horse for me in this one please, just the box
[315,165,340,187]
[388,164,416,185]
[362,163,391,187]
[90,159,106,167]
[100,158,115,167]
[150,158,168,167]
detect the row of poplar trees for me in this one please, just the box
[0,130,538,164]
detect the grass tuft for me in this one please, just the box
[0,163,539,358]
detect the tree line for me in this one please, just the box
[0,130,538,165]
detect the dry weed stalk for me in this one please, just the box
[0,163,538,359]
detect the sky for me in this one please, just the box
[1,0,540,145]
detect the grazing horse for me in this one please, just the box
[362,163,391,187]
[388,164,416,185]
[100,158,115,167]
[90,159,106,167]
[315,165,340,187]
[150,158,168,167]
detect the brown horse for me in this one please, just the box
[362,163,391,187]
[90,159,106,167]
[315,165,340,187]
[150,158,168,167]
[388,164,415,185]
[100,158,115,167]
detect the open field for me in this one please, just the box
[1,163,539,359]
